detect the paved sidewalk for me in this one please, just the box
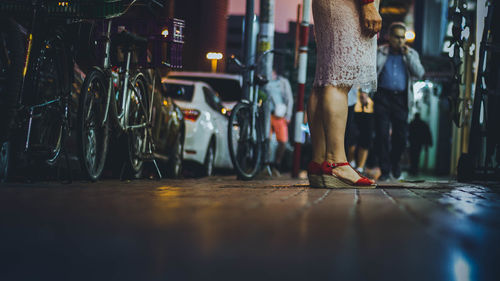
[0,176,499,280]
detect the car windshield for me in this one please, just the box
[168,76,241,102]
[163,83,195,101]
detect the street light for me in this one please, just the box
[405,30,416,43]
[161,28,169,38]
[206,52,223,73]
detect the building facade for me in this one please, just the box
[173,0,229,72]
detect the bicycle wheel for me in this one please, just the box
[125,72,149,178]
[77,70,109,181]
[0,19,24,181]
[30,35,68,165]
[0,19,24,142]
[228,102,263,180]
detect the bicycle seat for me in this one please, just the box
[254,74,269,87]
[111,30,148,52]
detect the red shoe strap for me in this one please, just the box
[327,162,350,168]
[323,161,374,185]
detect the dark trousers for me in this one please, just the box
[354,112,375,149]
[409,144,422,175]
[374,88,409,176]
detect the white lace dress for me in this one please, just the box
[312,0,377,90]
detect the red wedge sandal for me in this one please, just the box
[307,161,324,188]
[321,161,376,188]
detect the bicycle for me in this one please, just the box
[0,1,90,182]
[80,1,180,180]
[0,18,24,181]
[227,49,284,180]
[0,0,177,182]
[77,23,148,180]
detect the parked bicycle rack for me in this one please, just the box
[1,0,185,181]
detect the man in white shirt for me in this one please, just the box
[267,70,294,174]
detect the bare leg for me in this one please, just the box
[356,148,369,169]
[307,88,326,164]
[321,85,362,183]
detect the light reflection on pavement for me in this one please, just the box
[0,176,499,280]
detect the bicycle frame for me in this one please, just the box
[232,50,273,143]
[227,50,279,179]
[99,19,148,132]
[85,5,164,179]
[6,2,72,155]
[250,83,261,144]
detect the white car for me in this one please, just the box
[162,79,233,176]
[166,71,243,110]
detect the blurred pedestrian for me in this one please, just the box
[409,113,432,175]
[374,22,425,181]
[306,0,381,188]
[364,151,382,180]
[348,87,375,173]
[268,70,293,176]
[345,86,359,155]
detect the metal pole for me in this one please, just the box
[258,0,275,79]
[294,4,302,68]
[258,0,275,172]
[292,0,311,178]
[243,0,255,101]
[211,59,217,73]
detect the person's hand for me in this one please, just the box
[360,92,369,107]
[361,3,382,38]
[401,45,409,55]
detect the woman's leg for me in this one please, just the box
[348,145,357,164]
[307,88,326,164]
[356,113,374,169]
[321,85,362,183]
[356,148,369,169]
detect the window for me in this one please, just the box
[168,76,242,102]
[203,87,224,113]
[162,83,194,101]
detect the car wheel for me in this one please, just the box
[167,132,183,178]
[202,140,215,177]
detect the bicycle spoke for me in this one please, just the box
[78,70,109,181]
[124,74,150,177]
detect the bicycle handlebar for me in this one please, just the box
[230,54,246,69]
[107,0,163,19]
[229,49,290,71]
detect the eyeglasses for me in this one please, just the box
[391,35,406,40]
